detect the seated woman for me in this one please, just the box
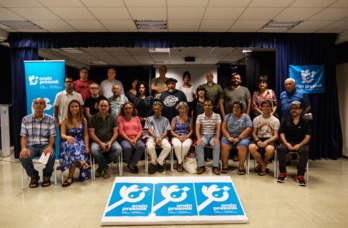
[118,102,145,174]
[251,75,278,117]
[221,101,252,175]
[133,81,154,127]
[60,100,90,187]
[171,102,193,172]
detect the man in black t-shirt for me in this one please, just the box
[277,101,311,186]
[84,83,107,119]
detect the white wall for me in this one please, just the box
[155,65,218,89]
[336,63,348,156]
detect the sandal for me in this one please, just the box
[255,164,261,173]
[81,162,91,171]
[62,177,74,187]
[221,167,228,174]
[29,176,40,188]
[237,169,246,175]
[42,177,51,187]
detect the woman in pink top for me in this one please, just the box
[118,102,144,174]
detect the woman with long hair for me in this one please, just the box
[171,102,193,172]
[118,102,145,173]
[60,100,90,187]
[133,81,154,127]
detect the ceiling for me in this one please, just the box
[1,0,348,67]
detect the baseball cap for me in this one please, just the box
[165,78,178,84]
[290,101,301,108]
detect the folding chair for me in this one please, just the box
[274,150,309,181]
[144,143,174,173]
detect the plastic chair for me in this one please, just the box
[90,152,123,180]
[219,146,250,175]
[144,142,174,173]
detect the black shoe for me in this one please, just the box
[157,164,165,173]
[148,164,157,174]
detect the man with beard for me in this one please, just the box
[84,83,107,119]
[159,78,187,122]
[277,101,311,186]
[220,73,251,118]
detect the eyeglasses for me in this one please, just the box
[90,87,99,90]
[65,81,73,83]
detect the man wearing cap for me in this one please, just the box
[277,100,311,186]
[159,78,187,122]
[280,78,311,118]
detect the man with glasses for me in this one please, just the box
[277,101,311,186]
[54,76,84,125]
[84,83,107,119]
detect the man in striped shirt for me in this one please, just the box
[195,99,221,175]
[19,98,56,188]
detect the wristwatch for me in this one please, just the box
[237,136,241,141]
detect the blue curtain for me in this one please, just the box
[10,48,38,158]
[275,34,342,159]
[7,32,342,159]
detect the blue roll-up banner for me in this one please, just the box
[289,65,325,94]
[24,60,65,157]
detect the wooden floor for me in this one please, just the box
[0,154,348,228]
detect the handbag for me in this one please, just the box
[183,152,197,174]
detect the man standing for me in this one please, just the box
[54,76,84,125]
[89,100,122,179]
[201,72,223,114]
[277,101,311,186]
[108,83,129,116]
[100,67,125,99]
[19,98,56,188]
[159,78,187,122]
[249,100,280,176]
[73,67,94,102]
[220,73,251,118]
[84,83,107,119]
[280,78,311,118]
[151,65,169,100]
[196,99,221,175]
[144,101,172,174]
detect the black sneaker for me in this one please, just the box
[148,164,157,174]
[157,164,165,173]
[277,172,287,183]
[297,175,306,186]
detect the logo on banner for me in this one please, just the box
[152,183,197,216]
[105,183,153,217]
[289,65,325,94]
[195,182,243,216]
[28,75,59,86]
[28,75,39,85]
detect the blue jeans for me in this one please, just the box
[90,141,122,171]
[120,140,145,166]
[196,135,220,167]
[19,145,55,178]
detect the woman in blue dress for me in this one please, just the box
[60,100,90,187]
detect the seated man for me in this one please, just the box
[249,100,280,176]
[89,100,122,179]
[144,101,172,174]
[196,99,221,175]
[277,101,311,186]
[19,98,56,188]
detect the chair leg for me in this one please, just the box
[21,165,25,190]
[118,153,123,176]
[274,150,278,178]
[145,148,148,173]
[246,149,250,175]
[170,146,174,172]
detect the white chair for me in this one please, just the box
[274,150,309,181]
[90,152,123,180]
[219,146,250,174]
[252,149,278,178]
[144,145,174,173]
[21,156,58,189]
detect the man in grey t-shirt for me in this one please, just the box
[220,73,251,118]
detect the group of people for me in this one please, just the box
[19,65,312,189]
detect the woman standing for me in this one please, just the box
[179,71,195,111]
[251,75,278,116]
[60,100,90,187]
[221,101,252,175]
[191,85,207,139]
[133,81,154,127]
[126,78,139,102]
[118,102,145,174]
[171,102,193,172]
